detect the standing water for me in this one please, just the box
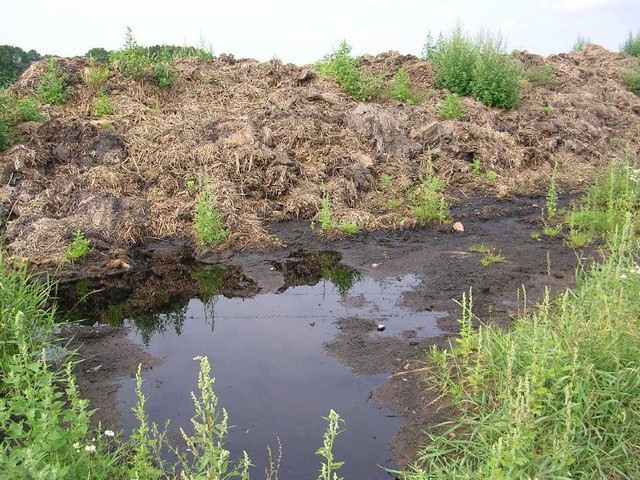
[59,251,447,479]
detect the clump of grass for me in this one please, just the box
[525,64,557,87]
[468,243,491,254]
[389,68,419,104]
[337,223,360,235]
[93,92,115,116]
[316,41,385,102]
[37,58,73,105]
[399,210,640,479]
[545,165,559,220]
[66,230,91,260]
[424,27,522,109]
[621,30,640,57]
[316,193,361,235]
[387,198,402,210]
[194,185,229,247]
[542,224,562,237]
[410,174,451,226]
[567,161,640,244]
[85,59,110,89]
[438,93,465,120]
[469,244,505,266]
[380,174,393,191]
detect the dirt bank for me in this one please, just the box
[1,45,638,270]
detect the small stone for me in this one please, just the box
[371,263,380,268]
[377,324,386,331]
[452,221,465,233]
[309,322,315,327]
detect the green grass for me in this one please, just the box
[468,243,491,254]
[337,223,360,235]
[66,230,91,260]
[438,93,465,120]
[398,159,640,479]
[316,41,385,102]
[572,34,592,52]
[424,27,522,109]
[525,64,557,87]
[623,66,640,95]
[0,91,44,150]
[389,68,419,104]
[469,244,505,267]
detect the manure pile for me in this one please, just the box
[1,45,639,267]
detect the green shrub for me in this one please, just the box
[86,62,110,89]
[151,59,178,89]
[470,35,522,109]
[316,41,385,102]
[438,93,465,120]
[621,30,640,57]
[37,58,72,105]
[525,64,557,87]
[424,28,522,109]
[93,92,114,116]
[109,28,151,80]
[194,187,229,246]
[0,118,8,151]
[66,230,91,260]
[13,97,43,122]
[623,66,640,95]
[572,34,592,52]
[85,47,110,64]
[0,92,43,151]
[389,68,418,104]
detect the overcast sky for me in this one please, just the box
[1,0,639,64]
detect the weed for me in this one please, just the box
[542,105,554,114]
[423,28,476,96]
[470,157,482,175]
[318,193,335,232]
[380,174,393,191]
[337,223,360,235]
[572,34,592,52]
[525,64,557,87]
[480,250,505,267]
[37,58,73,105]
[410,175,451,225]
[387,198,402,210]
[66,230,91,260]
[438,93,465,120]
[110,27,151,80]
[530,231,541,241]
[316,410,345,480]
[316,41,385,102]
[0,93,43,150]
[566,229,597,248]
[468,243,491,254]
[186,179,196,195]
[389,68,419,104]
[485,170,497,181]
[623,66,640,95]
[542,224,562,237]
[152,58,178,89]
[194,185,229,246]
[621,30,640,57]
[93,92,115,116]
[86,61,110,89]
[13,97,43,122]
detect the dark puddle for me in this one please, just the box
[57,251,447,480]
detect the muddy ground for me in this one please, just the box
[58,194,589,471]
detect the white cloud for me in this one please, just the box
[543,0,618,12]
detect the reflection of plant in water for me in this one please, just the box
[319,253,362,296]
[191,267,226,330]
[104,302,127,327]
[74,279,94,304]
[132,300,187,345]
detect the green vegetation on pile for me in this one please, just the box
[423,27,522,109]
[621,30,640,58]
[0,90,44,151]
[193,184,230,247]
[37,58,73,104]
[316,41,386,102]
[398,158,640,479]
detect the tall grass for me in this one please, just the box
[399,161,640,479]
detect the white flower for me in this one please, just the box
[84,444,96,453]
[104,429,115,437]
[73,442,80,451]
[620,274,628,280]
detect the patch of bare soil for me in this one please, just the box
[0,45,638,268]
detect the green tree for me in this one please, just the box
[85,47,110,63]
[0,45,41,87]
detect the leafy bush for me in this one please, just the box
[316,41,385,102]
[93,92,115,116]
[621,30,640,57]
[389,68,418,104]
[0,92,43,151]
[623,65,640,95]
[109,28,151,80]
[37,58,73,105]
[438,93,465,120]
[85,47,110,64]
[469,35,522,109]
[194,186,229,246]
[525,64,557,87]
[424,28,522,109]
[151,59,178,89]
[13,97,43,122]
